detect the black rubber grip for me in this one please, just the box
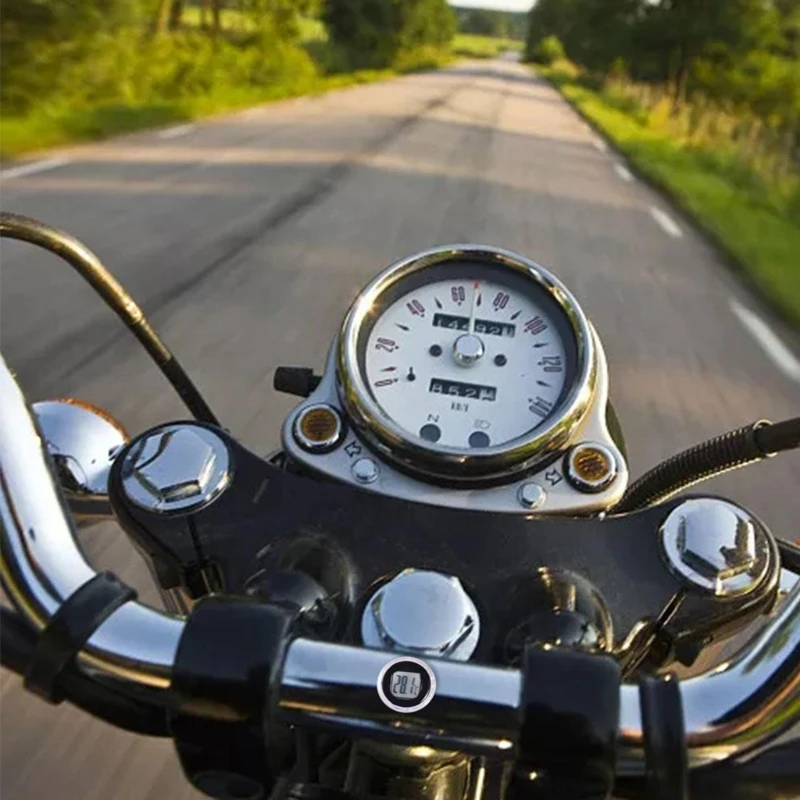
[169,596,297,800]
[512,646,621,799]
[24,572,136,702]
[640,673,688,800]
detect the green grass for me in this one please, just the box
[0,72,388,159]
[0,104,190,157]
[453,33,523,59]
[538,63,800,328]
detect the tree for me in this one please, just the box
[241,0,321,40]
[324,0,454,68]
[643,0,782,101]
[169,0,184,30]
[525,0,788,95]
[524,0,580,62]
[1,0,144,109]
[462,9,503,37]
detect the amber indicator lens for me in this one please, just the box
[302,408,338,441]
[565,442,617,493]
[294,404,344,453]
[574,448,610,480]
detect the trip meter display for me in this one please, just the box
[337,247,596,480]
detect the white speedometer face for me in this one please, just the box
[338,249,593,481]
[364,277,569,449]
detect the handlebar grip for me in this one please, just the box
[170,596,297,800]
[510,646,620,799]
[0,607,169,736]
[639,674,687,800]
[24,572,136,703]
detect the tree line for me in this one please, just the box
[525,0,799,149]
[451,5,527,40]
[1,0,456,115]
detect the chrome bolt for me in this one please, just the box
[518,482,546,509]
[679,505,755,580]
[122,424,230,513]
[361,569,480,661]
[352,457,379,484]
[452,334,485,366]
[660,499,772,597]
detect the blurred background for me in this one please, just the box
[1,0,798,798]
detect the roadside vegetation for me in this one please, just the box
[451,4,527,41]
[451,5,524,58]
[0,0,456,160]
[524,0,800,326]
[453,34,522,59]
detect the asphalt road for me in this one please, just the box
[1,57,799,799]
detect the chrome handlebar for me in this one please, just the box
[1,354,798,773]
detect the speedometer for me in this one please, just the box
[337,246,597,481]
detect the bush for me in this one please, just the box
[2,23,319,117]
[528,35,565,65]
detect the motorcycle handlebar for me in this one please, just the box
[1,354,798,776]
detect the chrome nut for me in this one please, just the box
[122,424,230,513]
[361,569,480,661]
[678,503,756,580]
[660,498,772,597]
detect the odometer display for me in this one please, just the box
[429,378,497,402]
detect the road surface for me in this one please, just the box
[1,57,798,799]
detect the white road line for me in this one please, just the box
[593,140,608,152]
[649,206,682,238]
[613,163,633,182]
[158,124,196,140]
[0,157,70,181]
[730,299,800,384]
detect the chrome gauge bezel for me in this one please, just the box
[337,245,597,481]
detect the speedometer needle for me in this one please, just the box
[469,281,480,334]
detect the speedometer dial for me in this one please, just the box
[338,246,596,481]
[365,279,568,448]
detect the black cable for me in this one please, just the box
[0,212,219,426]
[779,540,800,575]
[754,416,800,454]
[1,608,169,737]
[615,418,800,513]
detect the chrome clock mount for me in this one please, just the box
[281,245,628,515]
